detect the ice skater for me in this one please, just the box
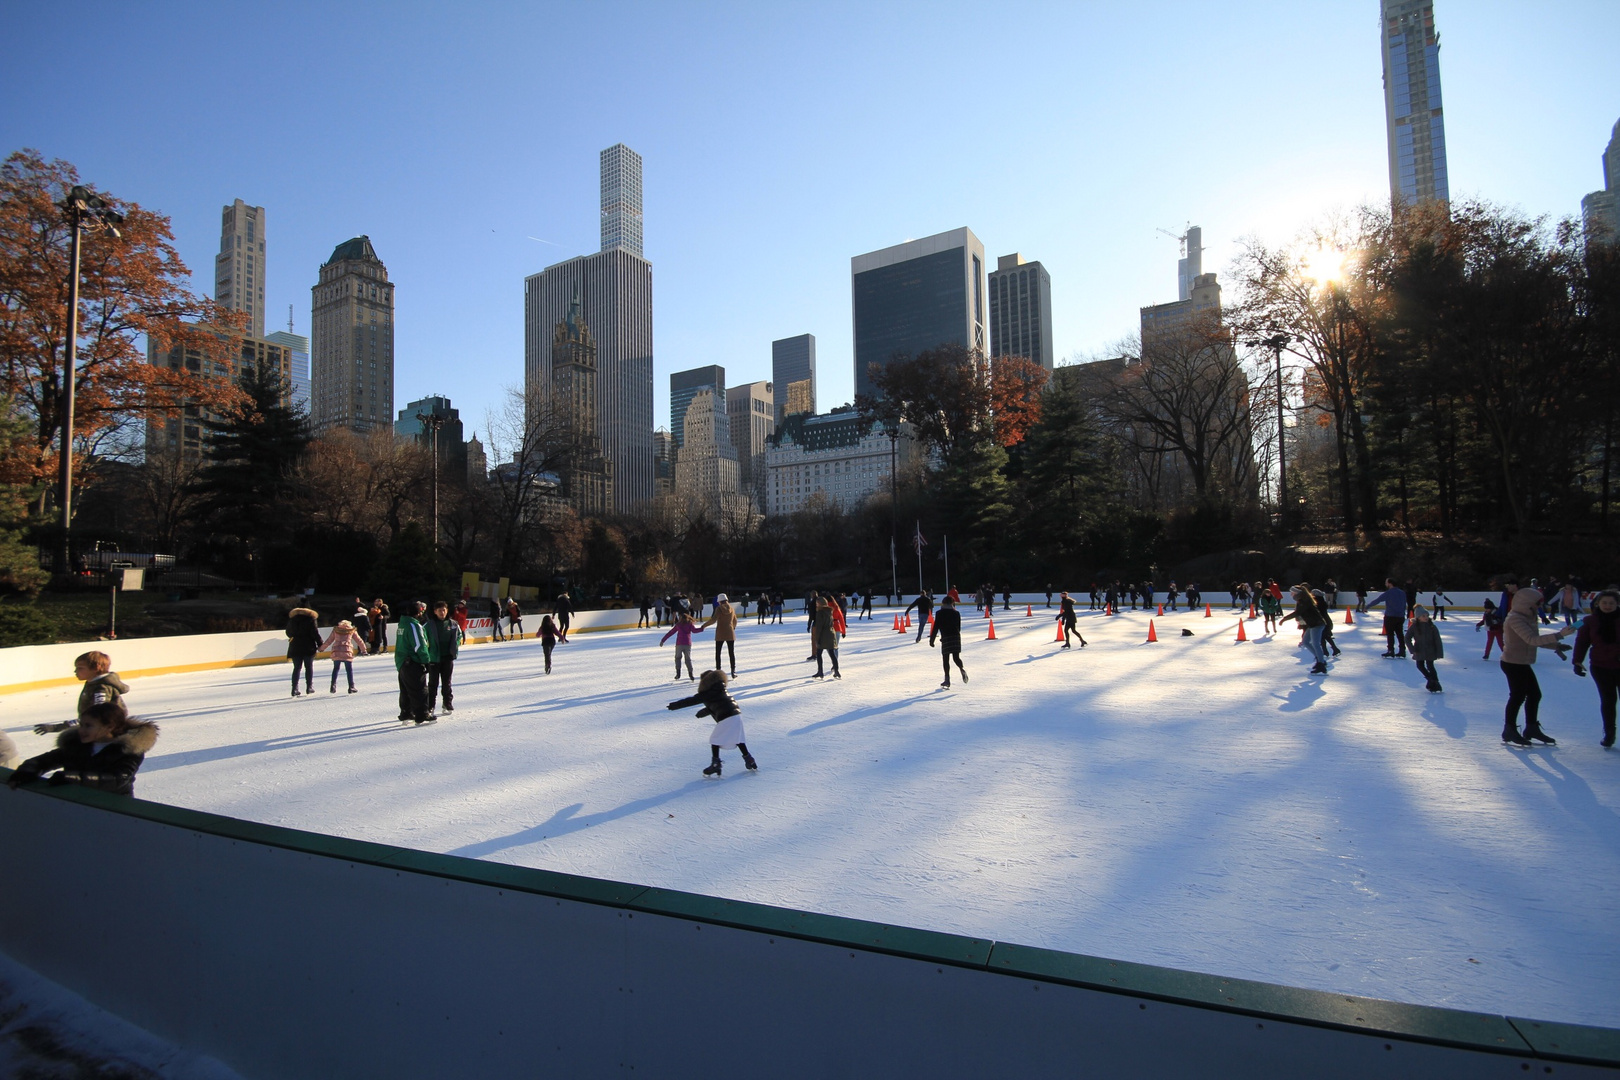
[286,604,320,697]
[425,600,461,715]
[904,591,934,643]
[701,593,739,677]
[660,610,705,681]
[930,595,968,687]
[1365,578,1409,658]
[1057,592,1087,648]
[811,593,844,679]
[8,700,158,797]
[1477,598,1505,658]
[534,614,558,673]
[34,651,129,736]
[1258,582,1282,635]
[1499,587,1576,746]
[320,618,368,693]
[395,601,433,725]
[667,669,756,776]
[1407,606,1444,692]
[1279,584,1329,675]
[1571,589,1620,747]
[1430,590,1454,620]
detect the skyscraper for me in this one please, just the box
[1380,0,1450,208]
[525,145,654,510]
[395,395,469,484]
[727,380,773,508]
[600,143,644,258]
[1582,119,1620,246]
[671,365,730,450]
[264,329,310,417]
[988,254,1055,369]
[215,199,266,337]
[771,334,816,425]
[311,236,395,435]
[851,227,986,402]
[550,294,613,514]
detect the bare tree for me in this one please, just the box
[482,385,571,576]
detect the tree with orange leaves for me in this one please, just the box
[0,149,239,520]
[988,354,1048,447]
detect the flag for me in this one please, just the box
[913,524,928,554]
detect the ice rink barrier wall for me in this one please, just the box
[0,592,1511,697]
[1,782,1616,1079]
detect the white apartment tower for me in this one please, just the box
[215,199,266,337]
[311,236,395,435]
[600,143,644,258]
[727,380,774,508]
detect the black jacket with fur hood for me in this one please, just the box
[16,723,159,796]
[286,607,321,658]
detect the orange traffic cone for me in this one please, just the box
[1156,604,1164,616]
[893,613,902,632]
[1204,604,1212,618]
[1054,621,1065,642]
[1146,620,1158,642]
[1344,607,1354,626]
[1236,619,1248,642]
[1248,603,1257,620]
[904,614,911,631]
[987,618,997,640]
[984,605,991,618]
[928,614,935,631]
[1026,604,1032,617]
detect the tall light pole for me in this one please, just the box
[417,409,446,550]
[56,185,123,575]
[887,424,899,601]
[1247,333,1292,534]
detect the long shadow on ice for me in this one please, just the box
[1419,694,1468,739]
[142,720,405,771]
[1513,750,1620,857]
[449,781,712,857]
[789,693,933,736]
[1275,678,1326,713]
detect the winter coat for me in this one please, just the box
[1059,597,1077,624]
[1281,594,1323,629]
[350,609,373,641]
[812,599,844,650]
[702,602,738,643]
[1573,611,1620,670]
[394,615,432,668]
[1501,589,1566,666]
[904,594,934,617]
[15,723,159,797]
[1408,619,1444,661]
[667,683,741,722]
[321,627,367,662]
[425,616,461,661]
[77,672,128,717]
[930,606,964,648]
[539,618,559,644]
[1258,592,1283,617]
[1366,589,1408,621]
[659,620,705,649]
[286,608,321,658]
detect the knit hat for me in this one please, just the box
[1413,605,1430,618]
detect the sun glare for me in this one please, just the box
[1302,247,1347,284]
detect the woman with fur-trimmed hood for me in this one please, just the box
[667,669,755,777]
[286,606,321,697]
[8,701,158,797]
[1500,587,1577,746]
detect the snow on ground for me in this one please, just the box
[4,604,1618,1029]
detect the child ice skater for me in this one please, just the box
[659,610,706,681]
[1477,598,1505,659]
[1408,605,1445,692]
[321,619,368,693]
[35,651,128,735]
[538,614,559,674]
[667,669,756,776]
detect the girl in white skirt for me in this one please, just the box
[667,669,756,776]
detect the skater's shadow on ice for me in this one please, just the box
[1420,696,1468,739]
[143,721,406,771]
[1514,753,1620,856]
[1274,678,1326,713]
[450,783,710,857]
[510,684,673,713]
[789,694,930,735]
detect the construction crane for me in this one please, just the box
[1156,226,1194,257]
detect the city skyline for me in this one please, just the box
[3,2,1616,440]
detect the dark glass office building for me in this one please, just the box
[771,333,816,425]
[851,227,985,402]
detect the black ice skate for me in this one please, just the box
[703,762,722,777]
[743,754,757,771]
[1502,724,1532,747]
[1524,724,1557,746]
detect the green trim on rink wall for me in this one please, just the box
[6,773,1619,1069]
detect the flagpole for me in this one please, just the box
[915,519,923,594]
[943,535,950,593]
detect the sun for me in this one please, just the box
[1302,247,1347,285]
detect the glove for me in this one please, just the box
[666,702,680,710]
[1573,664,1587,677]
[1554,644,1571,661]
[48,771,80,786]
[929,639,936,648]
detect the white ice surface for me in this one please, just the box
[4,606,1617,1029]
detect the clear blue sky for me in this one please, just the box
[4,1,1617,443]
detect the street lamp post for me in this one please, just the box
[417,410,446,550]
[56,185,123,576]
[1246,333,1292,534]
[887,425,899,602]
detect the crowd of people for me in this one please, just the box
[6,573,1617,792]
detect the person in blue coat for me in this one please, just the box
[1365,578,1409,658]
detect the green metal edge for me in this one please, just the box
[628,886,993,966]
[986,941,1534,1057]
[1509,1016,1620,1067]
[5,774,1617,1067]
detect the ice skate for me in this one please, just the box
[1603,726,1615,748]
[703,762,722,777]
[329,685,337,694]
[348,686,358,693]
[743,754,757,771]
[1524,724,1557,746]
[291,688,301,697]
[961,670,969,682]
[1502,724,1531,746]
[940,680,951,688]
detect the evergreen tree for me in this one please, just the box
[186,360,310,577]
[365,521,456,606]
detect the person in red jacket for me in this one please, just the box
[1572,589,1620,748]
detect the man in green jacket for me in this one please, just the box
[425,599,462,715]
[395,601,433,724]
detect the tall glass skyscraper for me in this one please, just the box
[526,144,654,510]
[850,227,986,402]
[1381,0,1450,207]
[1582,119,1620,246]
[771,333,816,425]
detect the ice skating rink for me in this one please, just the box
[5,605,1617,1028]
